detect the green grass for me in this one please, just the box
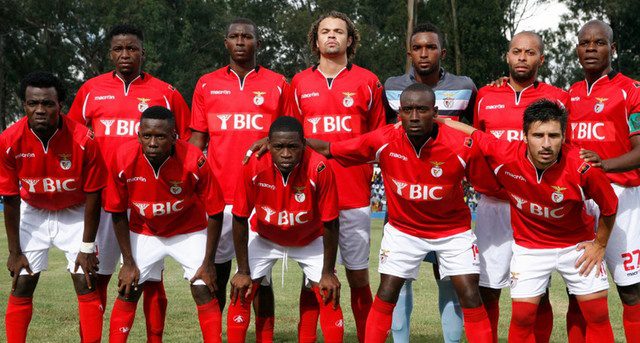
[0,217,626,342]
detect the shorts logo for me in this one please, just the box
[510,272,519,288]
[294,186,306,203]
[379,249,390,264]
[233,315,245,324]
[430,161,444,178]
[170,180,183,195]
[58,154,72,170]
[593,97,607,113]
[137,98,151,112]
[442,92,455,108]
[551,185,566,203]
[342,92,355,108]
[253,91,266,106]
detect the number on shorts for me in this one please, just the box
[621,249,640,271]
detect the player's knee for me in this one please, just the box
[455,287,482,308]
[511,302,537,327]
[345,268,369,288]
[117,286,143,302]
[190,285,214,305]
[71,273,96,295]
[617,283,640,305]
[479,286,501,303]
[12,274,40,297]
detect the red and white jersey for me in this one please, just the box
[330,123,500,239]
[0,116,106,210]
[289,64,385,209]
[191,66,288,204]
[233,148,339,247]
[568,71,640,187]
[104,140,225,237]
[472,130,618,248]
[67,72,191,166]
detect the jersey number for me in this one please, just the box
[621,249,640,271]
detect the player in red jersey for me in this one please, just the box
[440,99,618,343]
[227,116,343,343]
[568,20,640,343]
[282,11,385,342]
[67,24,192,340]
[473,31,570,342]
[1,72,107,343]
[189,17,288,339]
[105,106,225,342]
[305,83,497,343]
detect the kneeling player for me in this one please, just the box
[227,117,344,343]
[1,72,107,343]
[105,107,225,342]
[441,99,618,342]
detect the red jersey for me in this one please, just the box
[330,123,500,239]
[190,66,288,204]
[289,64,385,209]
[67,72,191,166]
[568,72,640,187]
[104,140,225,237]
[233,148,339,247]
[472,130,618,248]
[0,116,106,210]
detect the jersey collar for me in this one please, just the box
[312,62,353,72]
[226,65,260,74]
[402,122,439,158]
[408,67,445,83]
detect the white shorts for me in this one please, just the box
[18,201,85,275]
[584,184,640,286]
[248,233,324,284]
[475,196,513,289]
[378,224,480,280]
[510,243,609,298]
[337,206,371,270]
[216,205,235,264]
[130,229,208,285]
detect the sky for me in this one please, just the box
[518,1,570,32]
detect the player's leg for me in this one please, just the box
[253,280,275,343]
[479,287,501,343]
[95,210,120,308]
[566,292,586,343]
[534,290,553,343]
[215,205,236,311]
[71,273,103,343]
[574,291,613,343]
[6,272,40,343]
[391,280,413,342]
[142,269,167,342]
[367,274,406,343]
[617,283,640,343]
[433,261,463,343]
[298,275,320,343]
[109,285,143,343]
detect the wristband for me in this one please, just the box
[237,270,251,275]
[80,242,96,254]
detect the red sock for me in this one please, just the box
[350,284,372,343]
[364,295,395,343]
[143,280,167,342]
[96,274,111,310]
[226,283,258,343]
[508,301,538,343]
[567,295,586,343]
[462,305,493,343]
[534,297,553,343]
[109,298,138,343]
[298,288,320,343]
[77,292,103,343]
[312,286,344,343]
[578,297,613,343]
[622,303,640,343]
[484,299,499,343]
[197,298,222,343]
[5,295,33,343]
[255,315,274,343]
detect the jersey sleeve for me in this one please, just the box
[367,77,386,130]
[67,83,90,125]
[190,77,209,133]
[580,162,618,216]
[464,135,502,195]
[329,127,388,166]
[103,155,129,213]
[170,87,192,141]
[462,82,478,124]
[473,88,487,130]
[315,160,339,222]
[193,153,225,216]
[81,133,108,192]
[0,136,19,196]
[231,162,256,218]
[471,129,516,168]
[626,82,640,137]
[286,79,303,120]
[276,76,290,118]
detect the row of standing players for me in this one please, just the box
[2,10,640,343]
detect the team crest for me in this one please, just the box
[551,185,566,203]
[317,161,326,173]
[169,180,183,195]
[59,154,72,170]
[294,186,306,203]
[253,91,266,106]
[379,249,390,264]
[430,161,444,178]
[137,98,151,112]
[593,98,607,113]
[442,92,456,108]
[342,92,355,108]
[577,162,591,174]
[510,272,519,288]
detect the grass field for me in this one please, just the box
[0,217,626,342]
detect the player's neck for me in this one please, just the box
[229,60,257,79]
[408,134,429,152]
[318,55,348,77]
[414,68,441,87]
[116,70,142,86]
[508,77,536,92]
[584,66,612,86]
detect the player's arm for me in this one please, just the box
[580,135,640,172]
[189,131,209,151]
[305,138,332,158]
[111,211,139,297]
[436,117,477,135]
[230,215,252,304]
[575,213,616,277]
[74,191,101,289]
[319,218,340,309]
[4,195,32,291]
[191,212,223,293]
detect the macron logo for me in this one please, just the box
[94,95,115,101]
[504,171,526,182]
[15,153,35,159]
[300,92,320,99]
[571,96,580,102]
[389,152,408,161]
[258,182,276,190]
[126,176,147,183]
[485,104,505,110]
[210,90,231,95]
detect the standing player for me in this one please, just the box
[440,99,618,343]
[189,18,288,338]
[227,116,343,343]
[569,20,640,343]
[67,24,192,341]
[105,106,225,342]
[1,72,106,343]
[287,11,385,342]
[473,31,569,342]
[383,22,477,343]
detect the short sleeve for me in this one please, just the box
[67,83,90,125]
[81,133,108,192]
[170,87,192,141]
[330,126,390,166]
[103,155,129,213]
[581,162,618,216]
[190,77,208,133]
[0,136,19,196]
[367,77,386,131]
[471,130,518,168]
[194,153,225,216]
[314,160,339,222]
[231,162,256,218]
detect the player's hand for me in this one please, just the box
[191,261,218,294]
[575,240,606,277]
[319,272,341,309]
[117,261,140,298]
[579,149,605,169]
[7,252,33,292]
[229,273,252,305]
[74,252,99,290]
[241,137,269,165]
[486,76,509,87]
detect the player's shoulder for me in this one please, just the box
[64,116,94,144]
[142,73,179,93]
[0,117,28,146]
[612,73,640,92]
[112,140,141,167]
[80,72,115,89]
[349,64,381,84]
[442,70,475,90]
[257,66,287,82]
[438,123,475,149]
[384,73,409,91]
[291,67,315,83]
[198,66,228,82]
[561,144,592,173]
[477,83,506,97]
[303,148,331,178]
[568,79,586,94]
